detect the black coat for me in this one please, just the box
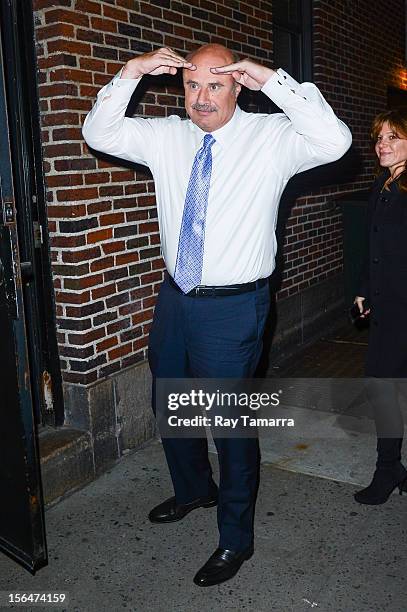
[358,172,407,377]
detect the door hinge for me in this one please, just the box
[42,371,54,413]
[33,221,43,248]
[1,196,15,225]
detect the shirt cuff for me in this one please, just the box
[261,68,308,108]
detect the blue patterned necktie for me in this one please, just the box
[173,133,215,293]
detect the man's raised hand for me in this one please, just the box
[121,47,196,79]
[210,58,275,91]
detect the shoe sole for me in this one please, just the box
[202,499,218,508]
[354,496,389,505]
[354,486,406,505]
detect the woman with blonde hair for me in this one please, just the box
[354,108,407,504]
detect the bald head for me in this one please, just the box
[183,44,241,132]
[185,44,240,65]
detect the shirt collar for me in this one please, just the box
[189,105,242,148]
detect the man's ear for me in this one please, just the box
[233,82,241,98]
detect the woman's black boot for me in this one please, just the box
[354,463,407,504]
[354,438,407,505]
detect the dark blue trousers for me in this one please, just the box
[148,276,270,551]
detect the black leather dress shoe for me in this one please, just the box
[148,494,218,523]
[193,546,254,587]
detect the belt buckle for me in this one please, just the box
[196,286,215,297]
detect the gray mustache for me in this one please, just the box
[192,103,216,112]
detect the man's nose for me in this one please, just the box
[197,87,210,104]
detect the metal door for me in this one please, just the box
[0,10,47,572]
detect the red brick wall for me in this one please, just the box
[267,0,406,300]
[315,0,407,176]
[32,0,406,384]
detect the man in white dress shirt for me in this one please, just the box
[83,44,351,587]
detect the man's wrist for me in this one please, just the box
[259,67,275,87]
[121,62,143,79]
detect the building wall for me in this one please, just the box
[32,0,406,390]
[33,0,274,387]
[313,0,406,178]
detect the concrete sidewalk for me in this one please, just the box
[1,321,406,612]
[0,437,406,612]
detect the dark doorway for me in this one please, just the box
[0,0,63,426]
[387,86,407,109]
[0,1,48,572]
[0,0,64,572]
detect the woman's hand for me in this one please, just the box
[354,296,371,317]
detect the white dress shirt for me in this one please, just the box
[82,69,351,285]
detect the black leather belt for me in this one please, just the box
[168,275,268,297]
